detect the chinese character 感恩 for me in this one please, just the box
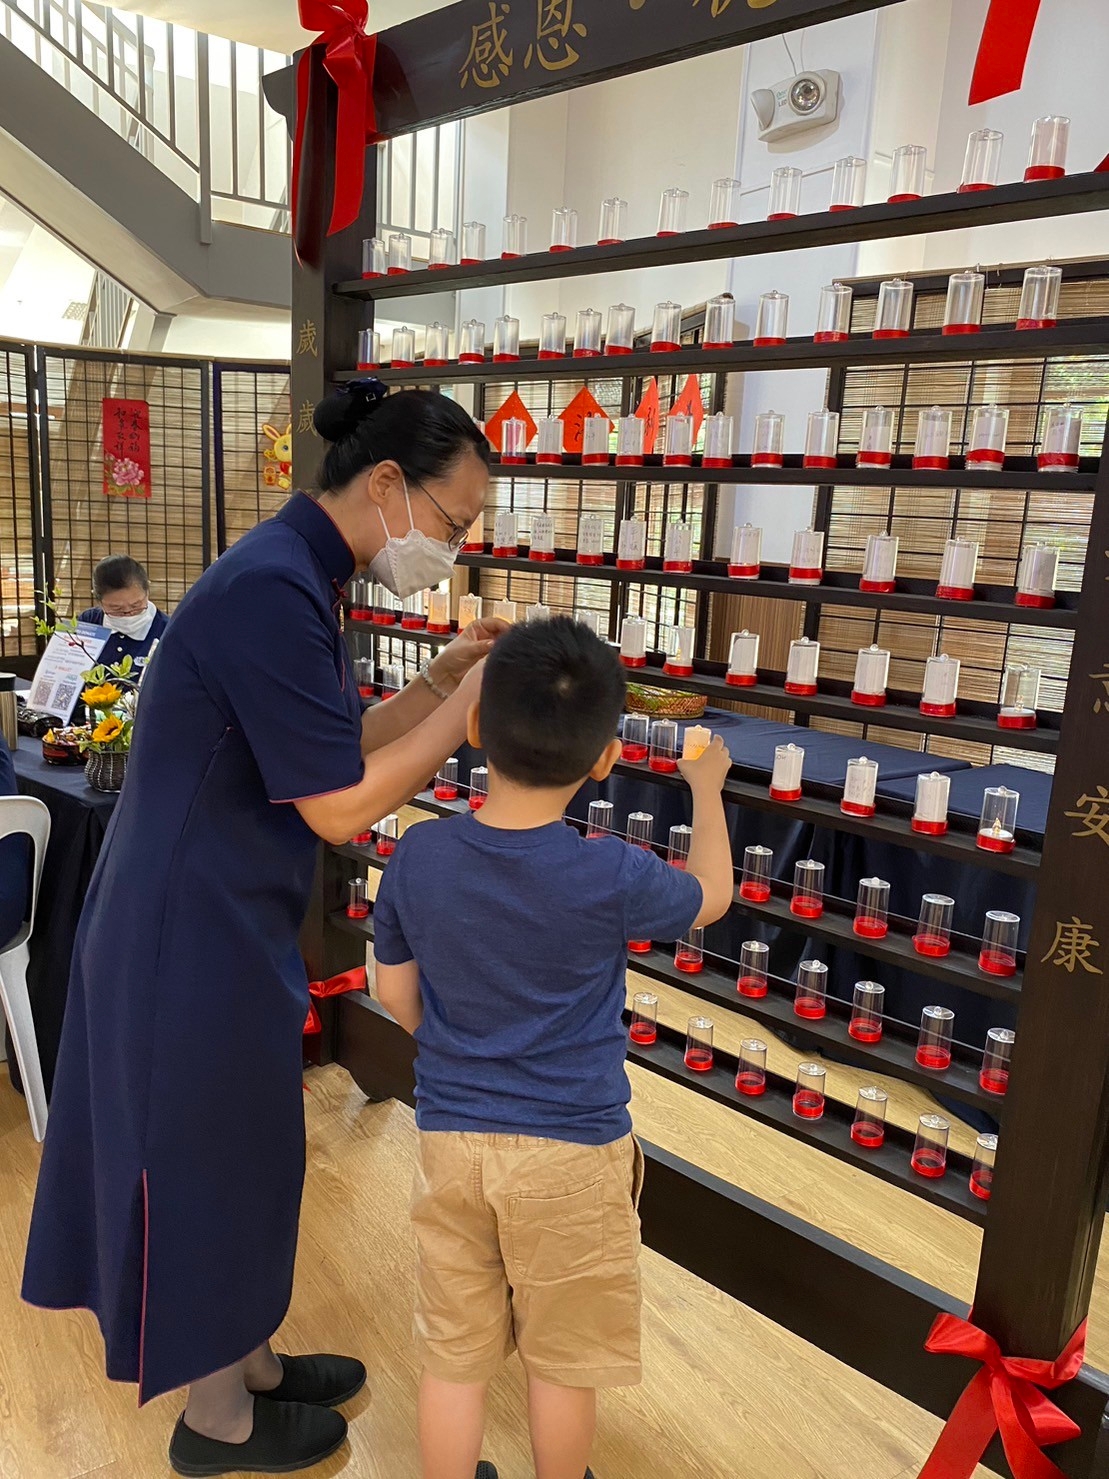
[297,400,316,436]
[525,0,587,71]
[297,320,319,357]
[461,2,514,89]
[1041,916,1104,975]
[1065,786,1109,845]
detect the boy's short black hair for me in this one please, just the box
[479,616,626,788]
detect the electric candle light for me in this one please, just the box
[428,227,456,269]
[1039,403,1083,471]
[873,278,913,338]
[574,608,605,637]
[434,758,459,802]
[936,538,978,600]
[803,409,839,468]
[1017,264,1062,329]
[768,166,802,220]
[536,418,564,465]
[1026,115,1069,180]
[460,220,486,264]
[916,1007,955,1070]
[709,176,742,228]
[373,583,399,625]
[651,301,682,353]
[587,800,615,838]
[664,521,695,572]
[980,910,1020,977]
[729,524,763,579]
[980,1028,1015,1096]
[912,1114,951,1179]
[785,636,820,696]
[619,615,647,669]
[387,232,412,274]
[794,958,828,1017]
[791,861,824,920]
[752,410,785,467]
[860,533,898,592]
[649,719,680,774]
[576,511,606,565]
[960,128,1003,191]
[354,657,374,699]
[966,404,1009,469]
[854,877,889,938]
[361,236,386,277]
[889,143,927,201]
[598,197,627,245]
[427,589,451,634]
[737,941,770,999]
[501,419,528,466]
[391,327,415,368]
[754,290,789,346]
[914,898,954,959]
[459,319,486,364]
[493,510,519,557]
[913,406,951,469]
[346,877,370,919]
[550,206,577,251]
[815,282,852,342]
[468,766,489,810]
[616,416,645,466]
[664,626,696,678]
[617,518,647,570]
[1016,543,1059,608]
[668,823,693,866]
[736,1039,768,1097]
[852,644,890,706]
[574,308,603,358]
[977,786,1019,853]
[677,932,705,976]
[913,771,950,835]
[379,664,404,700]
[703,412,734,467]
[663,416,693,467]
[539,313,567,361]
[375,815,399,857]
[849,981,886,1044]
[843,758,879,818]
[658,187,688,236]
[605,303,636,355]
[501,213,527,258]
[357,328,381,370]
[683,1012,713,1066]
[770,743,804,802]
[793,1063,826,1120]
[629,992,658,1045]
[855,402,894,463]
[493,315,520,362]
[583,416,611,465]
[530,511,556,562]
[493,599,517,623]
[620,714,649,763]
[971,1134,998,1200]
[401,593,427,630]
[829,156,866,211]
[458,593,482,629]
[852,1087,888,1149]
[998,663,1040,729]
[789,529,824,585]
[424,322,451,366]
[704,294,736,350]
[348,576,372,622]
[682,725,710,761]
[626,811,655,953]
[740,844,773,903]
[943,270,985,334]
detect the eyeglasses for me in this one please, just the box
[411,479,471,551]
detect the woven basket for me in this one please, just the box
[624,684,707,720]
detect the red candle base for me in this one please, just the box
[500,251,521,259]
[769,785,801,803]
[649,757,679,774]
[853,915,888,938]
[536,454,562,465]
[577,552,604,566]
[433,785,458,802]
[651,340,680,353]
[914,456,950,470]
[349,607,372,622]
[459,354,485,365]
[737,976,768,999]
[794,995,826,1019]
[386,266,408,276]
[549,243,573,252]
[663,662,694,678]
[751,454,783,468]
[997,710,1036,730]
[784,681,817,697]
[942,323,980,335]
[979,1066,1008,1096]
[958,182,995,193]
[423,359,449,368]
[979,948,1017,977]
[736,1071,766,1097]
[872,328,910,339]
[391,359,415,369]
[1016,317,1056,331]
[620,654,647,669]
[401,617,427,631]
[538,351,564,361]
[848,1017,883,1044]
[362,271,383,280]
[1025,164,1065,181]
[663,560,693,574]
[725,672,757,687]
[919,700,956,718]
[767,211,797,221]
[352,832,373,846]
[684,1045,713,1070]
[970,1168,993,1200]
[703,456,732,468]
[529,549,556,563]
[656,230,680,238]
[428,263,452,271]
[629,1022,657,1046]
[977,830,1015,854]
[1038,453,1079,470]
[911,1149,947,1178]
[788,566,823,584]
[346,902,370,920]
[803,455,837,469]
[468,795,486,811]
[1014,591,1055,608]
[841,800,877,818]
[851,688,887,705]
[739,882,771,904]
[728,564,761,579]
[813,331,849,343]
[582,454,610,466]
[792,1089,824,1119]
[662,456,691,468]
[357,686,374,700]
[460,258,482,266]
[858,578,895,595]
[427,622,452,635]
[607,345,634,355]
[913,933,951,958]
[912,817,948,835]
[492,545,519,559]
[615,456,643,467]
[754,336,786,347]
[356,363,380,372]
[493,353,520,363]
[888,192,922,203]
[966,448,1005,468]
[676,952,704,975]
[851,1121,885,1149]
[372,613,398,627]
[790,896,823,919]
[376,838,396,857]
[573,349,601,359]
[915,1044,952,1070]
[616,558,645,571]
[620,742,648,763]
[708,219,740,230]
[829,203,858,212]
[628,940,651,954]
[857,454,892,469]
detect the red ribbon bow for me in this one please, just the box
[308,965,367,999]
[920,1313,1087,1479]
[970,0,1041,103]
[293,0,378,245]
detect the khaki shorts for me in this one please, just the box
[411,1130,644,1388]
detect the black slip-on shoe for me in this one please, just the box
[261,1352,367,1408]
[475,1465,499,1479]
[168,1397,347,1476]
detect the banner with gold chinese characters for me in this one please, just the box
[102,399,152,500]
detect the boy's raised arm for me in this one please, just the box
[678,736,735,928]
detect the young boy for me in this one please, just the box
[374,617,734,1479]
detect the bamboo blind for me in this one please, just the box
[215,364,293,550]
[0,345,38,660]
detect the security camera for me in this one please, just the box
[751,70,841,144]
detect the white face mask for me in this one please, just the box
[368,482,459,599]
[104,601,156,641]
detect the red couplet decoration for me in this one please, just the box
[636,378,661,456]
[559,387,613,455]
[969,0,1042,104]
[485,392,538,454]
[918,1312,1086,1479]
[670,374,707,445]
[102,399,152,499]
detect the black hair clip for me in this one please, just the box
[343,376,388,404]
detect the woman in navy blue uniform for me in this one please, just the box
[23,384,501,1476]
[79,553,168,679]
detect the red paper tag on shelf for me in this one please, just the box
[559,387,612,454]
[485,392,537,453]
[670,374,706,442]
[636,378,661,455]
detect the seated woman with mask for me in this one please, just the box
[79,554,167,679]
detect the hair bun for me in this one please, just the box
[313,378,388,442]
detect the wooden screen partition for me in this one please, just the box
[287,3,1109,1472]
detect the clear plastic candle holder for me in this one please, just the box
[913,771,951,835]
[1016,543,1059,608]
[387,232,412,274]
[794,958,828,1018]
[575,608,605,637]
[682,724,710,763]
[424,322,451,366]
[617,518,647,570]
[620,713,649,764]
[978,786,1018,853]
[752,410,785,467]
[539,312,567,361]
[852,1086,888,1149]
[1018,264,1062,330]
[740,844,773,903]
[401,592,427,630]
[785,636,820,696]
[736,1038,768,1097]
[854,876,889,938]
[379,664,404,700]
[663,415,693,467]
[348,575,372,621]
[793,1062,826,1120]
[619,615,647,669]
[737,941,770,999]
[434,757,459,802]
[998,663,1040,730]
[550,206,578,252]
[357,328,381,370]
[598,196,627,245]
[889,143,927,202]
[616,416,645,467]
[770,743,804,802]
[843,758,879,818]
[649,719,680,774]
[921,652,961,719]
[791,860,824,920]
[815,282,853,343]
[493,600,517,623]
[971,1133,998,1200]
[914,896,955,959]
[856,406,894,469]
[980,910,1020,977]
[362,236,386,277]
[729,524,763,579]
[428,227,457,270]
[704,294,736,351]
[966,404,1009,469]
[803,409,839,468]
[574,307,603,358]
[1039,404,1083,471]
[651,301,682,353]
[789,529,824,585]
[346,876,370,919]
[768,166,802,220]
[458,593,482,629]
[849,981,886,1044]
[677,931,705,976]
[501,213,527,258]
[913,406,952,469]
[587,799,615,839]
[663,625,696,677]
[629,991,658,1045]
[852,645,890,706]
[577,511,606,566]
[873,278,913,338]
[373,584,400,625]
[1026,115,1069,180]
[605,303,636,356]
[493,315,520,362]
[583,416,611,465]
[980,1028,1015,1096]
[459,319,486,364]
[960,128,1003,191]
[916,1006,954,1069]
[937,537,978,600]
[536,418,564,466]
[709,176,743,228]
[375,814,399,856]
[912,1114,950,1179]
[354,656,375,699]
[829,156,866,211]
[755,290,789,346]
[703,412,734,467]
[658,187,688,236]
[684,1012,713,1067]
[493,510,519,557]
[468,766,489,810]
[626,812,654,851]
[943,270,985,334]
[427,589,451,634]
[530,511,556,562]
[860,533,898,595]
[668,823,693,868]
[460,220,486,264]
[391,326,416,367]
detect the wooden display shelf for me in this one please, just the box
[346,616,456,643]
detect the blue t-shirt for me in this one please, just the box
[373,812,703,1145]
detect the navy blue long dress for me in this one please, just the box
[23,494,365,1403]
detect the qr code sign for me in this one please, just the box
[54,679,80,711]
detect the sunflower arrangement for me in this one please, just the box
[79,664,136,754]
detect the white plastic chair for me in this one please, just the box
[0,796,51,1140]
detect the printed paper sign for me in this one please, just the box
[27,622,111,721]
